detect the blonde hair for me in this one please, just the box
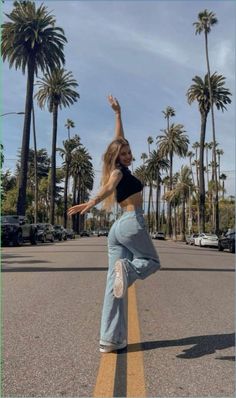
[100,138,129,211]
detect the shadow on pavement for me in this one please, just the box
[127,332,235,359]
[2,266,108,272]
[161,267,234,272]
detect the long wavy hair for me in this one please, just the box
[100,138,129,211]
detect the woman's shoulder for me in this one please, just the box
[110,167,123,177]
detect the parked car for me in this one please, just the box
[35,223,55,243]
[218,230,235,253]
[1,215,37,246]
[194,233,218,248]
[65,228,76,239]
[80,230,90,237]
[53,225,67,241]
[186,233,199,245]
[152,231,165,240]
[98,230,109,237]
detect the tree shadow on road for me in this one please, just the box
[128,332,235,359]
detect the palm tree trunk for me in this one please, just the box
[17,57,35,215]
[181,197,186,241]
[167,152,173,237]
[147,182,152,231]
[63,163,69,228]
[50,103,58,225]
[205,30,219,234]
[199,113,207,232]
[155,174,159,231]
[32,102,38,223]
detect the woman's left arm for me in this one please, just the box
[67,169,122,216]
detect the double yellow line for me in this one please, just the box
[94,285,146,397]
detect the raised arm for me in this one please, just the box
[67,169,122,216]
[108,95,125,139]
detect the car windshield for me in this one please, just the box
[1,216,19,224]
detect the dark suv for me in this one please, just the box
[218,230,235,253]
[53,225,67,241]
[1,215,37,246]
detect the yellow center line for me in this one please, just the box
[94,284,146,397]
[93,351,117,397]
[127,284,146,397]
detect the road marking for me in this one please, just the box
[94,284,146,397]
[93,351,117,397]
[127,285,146,397]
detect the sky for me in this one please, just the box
[1,0,235,198]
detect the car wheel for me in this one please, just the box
[30,231,38,245]
[13,230,23,246]
[229,242,235,253]
[218,243,223,251]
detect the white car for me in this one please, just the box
[194,233,218,247]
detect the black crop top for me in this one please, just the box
[116,166,143,203]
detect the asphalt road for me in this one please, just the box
[2,237,235,397]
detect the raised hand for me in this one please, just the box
[108,94,121,114]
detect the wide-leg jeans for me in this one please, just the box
[100,208,161,345]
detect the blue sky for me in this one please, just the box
[1,0,235,197]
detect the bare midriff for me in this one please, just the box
[119,191,143,211]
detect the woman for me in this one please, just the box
[68,95,160,353]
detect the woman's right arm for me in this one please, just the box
[108,95,125,139]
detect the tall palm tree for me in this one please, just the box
[219,173,227,199]
[70,146,94,233]
[1,0,66,215]
[187,73,231,232]
[0,143,4,169]
[216,148,224,181]
[65,118,75,139]
[157,123,189,237]
[174,166,193,241]
[146,149,169,231]
[187,150,195,186]
[141,152,148,165]
[147,136,153,156]
[57,134,81,228]
[193,9,230,234]
[162,106,175,133]
[134,164,148,213]
[35,68,80,224]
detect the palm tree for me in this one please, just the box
[141,152,148,165]
[147,136,153,156]
[162,106,175,132]
[174,166,193,241]
[216,148,224,181]
[57,134,81,228]
[35,68,80,224]
[134,164,148,213]
[204,142,212,189]
[65,118,75,139]
[0,143,4,169]
[219,173,227,199]
[70,146,94,233]
[193,9,219,229]
[157,123,189,237]
[187,73,231,232]
[187,150,195,186]
[1,1,66,215]
[146,150,169,231]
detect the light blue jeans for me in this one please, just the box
[100,208,161,345]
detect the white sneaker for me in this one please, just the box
[99,340,127,353]
[113,259,128,299]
